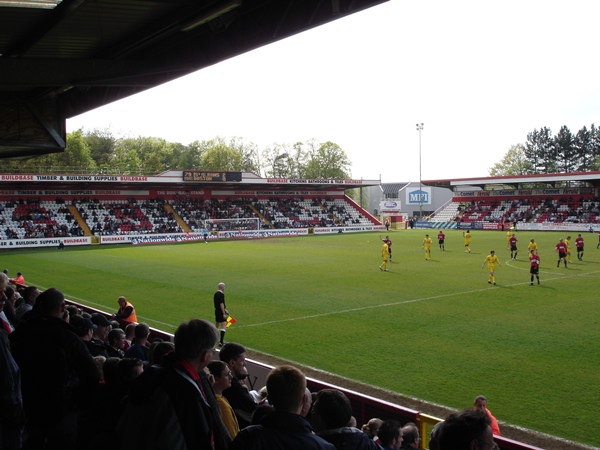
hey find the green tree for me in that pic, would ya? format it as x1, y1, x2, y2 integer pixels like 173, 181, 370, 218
200, 137, 243, 170
303, 141, 351, 179
554, 125, 576, 173
489, 144, 532, 176
84, 128, 117, 167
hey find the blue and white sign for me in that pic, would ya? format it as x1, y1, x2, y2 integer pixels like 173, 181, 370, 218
407, 187, 431, 205
379, 200, 402, 213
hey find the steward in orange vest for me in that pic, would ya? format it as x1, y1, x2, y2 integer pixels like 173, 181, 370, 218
114, 296, 138, 323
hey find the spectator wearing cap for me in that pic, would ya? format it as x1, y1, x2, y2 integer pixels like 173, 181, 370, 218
91, 313, 111, 344
72, 316, 109, 358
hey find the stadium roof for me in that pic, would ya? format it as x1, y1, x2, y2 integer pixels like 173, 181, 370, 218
0, 0, 387, 159
423, 171, 600, 190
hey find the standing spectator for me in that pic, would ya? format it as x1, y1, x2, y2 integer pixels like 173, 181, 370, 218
208, 360, 240, 439
437, 230, 446, 251
481, 250, 501, 285
473, 395, 501, 436
529, 250, 541, 286
422, 234, 432, 260
438, 409, 494, 450
220, 342, 258, 427
311, 388, 381, 450
384, 218, 390, 231
117, 319, 231, 450
575, 233, 584, 261
0, 273, 24, 450
555, 238, 568, 268
214, 282, 229, 347
113, 296, 137, 323
10, 288, 99, 450
230, 365, 335, 450
378, 419, 403, 450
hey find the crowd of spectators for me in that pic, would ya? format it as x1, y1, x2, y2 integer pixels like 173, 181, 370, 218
0, 271, 505, 450
451, 196, 600, 225
0, 195, 373, 239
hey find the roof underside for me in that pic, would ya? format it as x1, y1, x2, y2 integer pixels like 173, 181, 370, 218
0, 0, 387, 158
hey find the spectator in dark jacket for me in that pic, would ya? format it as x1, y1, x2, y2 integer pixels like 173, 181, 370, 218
312, 388, 382, 450
10, 288, 100, 450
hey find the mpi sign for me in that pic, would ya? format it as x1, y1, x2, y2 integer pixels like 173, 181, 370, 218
407, 187, 431, 205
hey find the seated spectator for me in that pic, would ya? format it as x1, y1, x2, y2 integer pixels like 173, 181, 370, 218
311, 388, 382, 450
90, 313, 111, 344
251, 404, 275, 425
473, 395, 501, 436
112, 296, 138, 323
124, 322, 150, 362
208, 360, 240, 439
438, 409, 494, 450
71, 315, 109, 357
117, 319, 231, 450
230, 365, 335, 450
9, 272, 25, 287
219, 342, 258, 427
124, 322, 136, 350
362, 418, 383, 444
106, 328, 126, 358
148, 340, 174, 367
400, 422, 419, 450
379, 419, 403, 450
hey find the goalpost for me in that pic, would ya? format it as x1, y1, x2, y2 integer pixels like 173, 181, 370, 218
204, 217, 261, 232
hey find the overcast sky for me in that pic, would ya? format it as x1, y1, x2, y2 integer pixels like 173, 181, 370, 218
67, 0, 600, 183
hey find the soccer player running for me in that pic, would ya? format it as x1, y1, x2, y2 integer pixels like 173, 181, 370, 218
379, 241, 389, 272
422, 234, 432, 260
437, 230, 446, 251
565, 236, 573, 263
529, 250, 540, 285
575, 234, 584, 261
555, 238, 568, 268
509, 234, 518, 260
482, 250, 501, 285
463, 230, 472, 253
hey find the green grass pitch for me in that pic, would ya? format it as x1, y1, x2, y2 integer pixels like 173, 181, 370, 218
3, 229, 599, 446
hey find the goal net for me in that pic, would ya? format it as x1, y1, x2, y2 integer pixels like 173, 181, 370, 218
204, 217, 261, 232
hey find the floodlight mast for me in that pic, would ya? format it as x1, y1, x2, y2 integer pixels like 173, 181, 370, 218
416, 123, 424, 224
